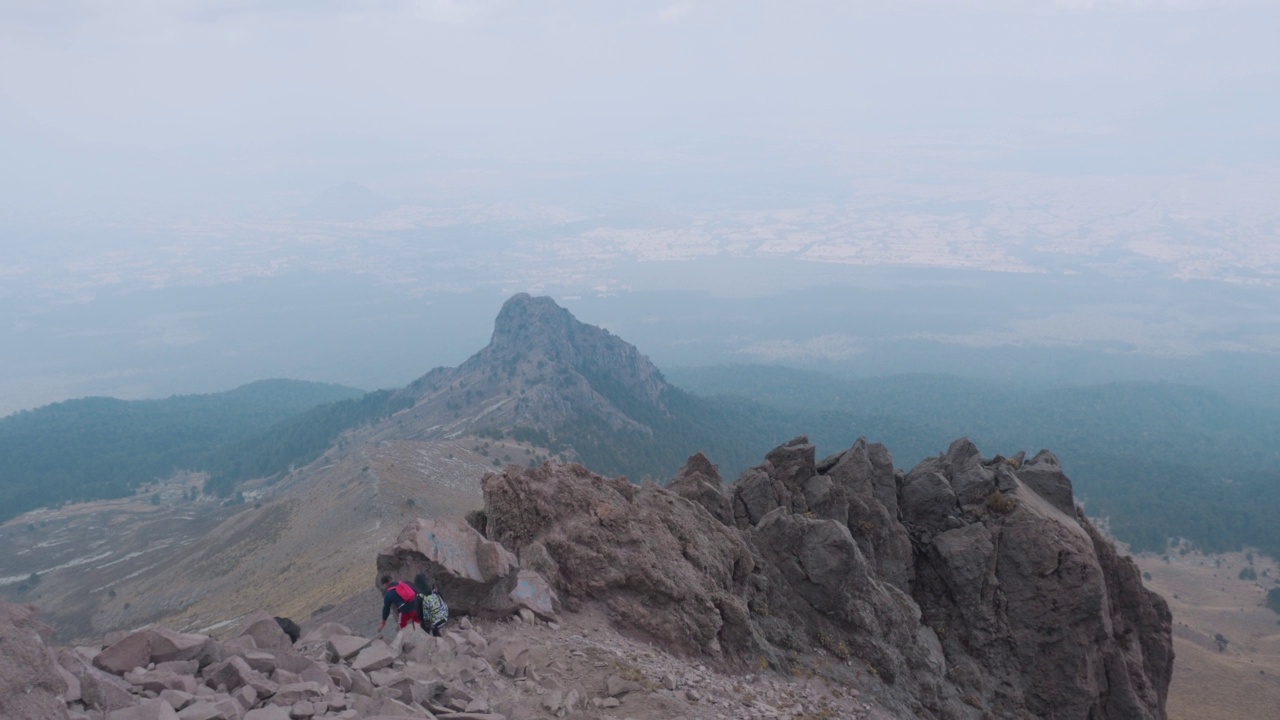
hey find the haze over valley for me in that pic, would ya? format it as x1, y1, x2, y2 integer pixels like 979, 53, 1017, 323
4, 1, 1280, 415
2, 3, 1278, 720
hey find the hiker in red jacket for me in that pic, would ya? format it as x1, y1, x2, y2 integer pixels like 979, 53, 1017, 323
377, 575, 420, 635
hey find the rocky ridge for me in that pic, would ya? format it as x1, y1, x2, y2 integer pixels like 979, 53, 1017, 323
386, 293, 668, 446
3, 434, 1174, 720
412, 435, 1173, 720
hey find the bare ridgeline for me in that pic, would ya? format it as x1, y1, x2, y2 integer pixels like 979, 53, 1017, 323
3, 434, 1172, 720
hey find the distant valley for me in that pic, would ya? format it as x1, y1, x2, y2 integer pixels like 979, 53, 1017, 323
5, 296, 1280, 589
666, 364, 1280, 559
3, 293, 1279, 720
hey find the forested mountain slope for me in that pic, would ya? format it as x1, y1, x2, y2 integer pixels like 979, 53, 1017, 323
666, 364, 1280, 556
0, 379, 368, 520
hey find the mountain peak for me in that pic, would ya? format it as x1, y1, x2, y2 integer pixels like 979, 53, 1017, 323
392, 295, 670, 470
489, 293, 576, 353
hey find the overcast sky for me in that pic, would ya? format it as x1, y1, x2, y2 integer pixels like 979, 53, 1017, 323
1, 1, 1279, 411
3, 0, 1276, 220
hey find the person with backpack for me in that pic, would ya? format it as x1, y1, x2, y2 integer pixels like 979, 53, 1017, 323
377, 575, 421, 636
413, 572, 449, 637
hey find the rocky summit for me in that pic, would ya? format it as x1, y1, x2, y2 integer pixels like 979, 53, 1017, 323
3, 437, 1173, 720
377, 436, 1174, 719
387, 293, 667, 443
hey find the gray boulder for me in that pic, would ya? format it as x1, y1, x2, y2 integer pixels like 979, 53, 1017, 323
0, 602, 71, 720
93, 630, 153, 676
56, 647, 137, 713
376, 516, 560, 620
231, 611, 295, 656
668, 452, 734, 526
482, 461, 756, 659
1016, 449, 1076, 515
202, 656, 278, 699
106, 698, 180, 719
94, 628, 220, 677
729, 466, 787, 528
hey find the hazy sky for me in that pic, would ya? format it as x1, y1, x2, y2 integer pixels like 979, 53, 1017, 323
3, 0, 1276, 218
2, 1, 1278, 413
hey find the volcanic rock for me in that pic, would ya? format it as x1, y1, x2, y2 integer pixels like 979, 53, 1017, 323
481, 460, 755, 658
0, 602, 70, 720
233, 611, 297, 656
376, 516, 559, 621
669, 451, 734, 525
106, 699, 180, 719
475, 437, 1174, 719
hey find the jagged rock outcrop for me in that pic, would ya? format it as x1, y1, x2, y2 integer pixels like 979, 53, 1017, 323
1, 437, 1173, 720
480, 461, 756, 659
376, 516, 561, 622
903, 438, 1174, 718
668, 452, 734, 526
474, 436, 1174, 720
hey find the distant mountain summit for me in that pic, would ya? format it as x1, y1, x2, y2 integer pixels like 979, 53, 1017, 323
382, 293, 784, 480
393, 293, 667, 445
415, 293, 664, 427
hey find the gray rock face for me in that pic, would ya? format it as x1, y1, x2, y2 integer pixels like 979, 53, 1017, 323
898, 439, 1174, 720
822, 438, 913, 592
477, 438, 1175, 720
1016, 448, 1076, 515
730, 466, 787, 527
482, 460, 755, 659
0, 602, 69, 720
393, 292, 670, 449
375, 516, 560, 621
668, 452, 734, 525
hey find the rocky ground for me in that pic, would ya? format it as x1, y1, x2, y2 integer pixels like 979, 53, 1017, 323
1, 599, 899, 720
2, 433, 1177, 720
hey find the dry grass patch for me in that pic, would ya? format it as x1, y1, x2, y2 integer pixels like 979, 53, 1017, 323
1134, 549, 1280, 720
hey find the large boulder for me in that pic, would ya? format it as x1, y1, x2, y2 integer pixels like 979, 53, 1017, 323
482, 461, 755, 659
0, 602, 70, 720
376, 516, 559, 620
202, 655, 278, 698
1015, 449, 1076, 515
55, 647, 138, 714
93, 630, 153, 676
94, 628, 221, 676
231, 611, 295, 656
